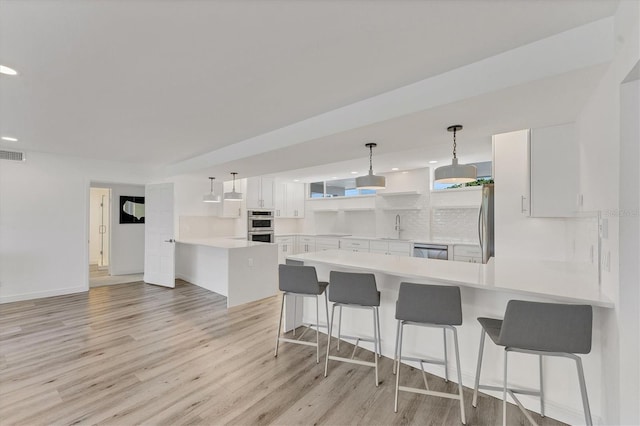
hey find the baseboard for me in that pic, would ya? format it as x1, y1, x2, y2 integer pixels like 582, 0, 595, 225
110, 269, 143, 276
0, 286, 87, 304
175, 272, 194, 283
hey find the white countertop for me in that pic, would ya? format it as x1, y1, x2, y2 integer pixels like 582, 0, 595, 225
177, 237, 273, 249
287, 250, 613, 308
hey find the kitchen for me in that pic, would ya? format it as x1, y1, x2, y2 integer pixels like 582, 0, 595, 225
0, 1, 637, 425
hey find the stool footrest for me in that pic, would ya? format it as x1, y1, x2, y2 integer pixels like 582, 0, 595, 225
328, 355, 375, 368
508, 390, 539, 426
477, 384, 540, 397
338, 334, 376, 343
400, 355, 445, 366
279, 337, 317, 347
398, 385, 462, 401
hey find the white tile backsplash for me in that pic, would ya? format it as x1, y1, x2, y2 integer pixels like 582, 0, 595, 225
430, 207, 480, 243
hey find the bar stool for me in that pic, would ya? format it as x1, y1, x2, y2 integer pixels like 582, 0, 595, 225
274, 264, 329, 364
393, 282, 466, 424
472, 300, 593, 426
324, 271, 381, 386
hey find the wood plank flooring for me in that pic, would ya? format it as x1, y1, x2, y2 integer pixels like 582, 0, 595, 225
0, 281, 566, 425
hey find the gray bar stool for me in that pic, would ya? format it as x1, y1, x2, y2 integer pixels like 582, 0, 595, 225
274, 264, 329, 364
324, 271, 381, 386
472, 300, 593, 426
393, 282, 466, 424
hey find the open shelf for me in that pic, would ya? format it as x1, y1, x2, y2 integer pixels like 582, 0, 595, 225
381, 207, 422, 211
431, 205, 480, 209
377, 190, 422, 197
313, 209, 339, 213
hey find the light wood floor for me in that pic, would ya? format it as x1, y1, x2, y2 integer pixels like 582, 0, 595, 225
0, 281, 565, 425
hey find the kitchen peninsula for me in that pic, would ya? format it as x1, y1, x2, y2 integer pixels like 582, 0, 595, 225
175, 238, 277, 308
287, 249, 612, 425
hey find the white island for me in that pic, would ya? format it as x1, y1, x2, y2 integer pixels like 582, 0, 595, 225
287, 249, 612, 425
176, 238, 278, 308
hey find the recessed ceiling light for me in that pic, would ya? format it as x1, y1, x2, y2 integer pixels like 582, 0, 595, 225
332, 177, 338, 179
391, 167, 399, 171
402, 171, 409, 174
429, 160, 438, 164
1, 136, 18, 142
293, 179, 300, 182
0, 65, 18, 76
351, 171, 358, 174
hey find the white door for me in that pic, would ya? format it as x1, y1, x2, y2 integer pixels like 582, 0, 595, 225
144, 183, 175, 288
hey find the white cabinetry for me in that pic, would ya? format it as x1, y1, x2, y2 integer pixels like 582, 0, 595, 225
274, 181, 305, 218
493, 124, 580, 218
453, 244, 482, 263
297, 236, 316, 253
493, 129, 531, 217
530, 123, 579, 217
370, 240, 412, 256
315, 237, 340, 251
221, 180, 243, 218
275, 236, 295, 264
246, 177, 274, 210
339, 238, 370, 252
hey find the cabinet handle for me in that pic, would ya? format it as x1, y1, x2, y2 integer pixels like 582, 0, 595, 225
521, 195, 528, 213
238, 208, 241, 217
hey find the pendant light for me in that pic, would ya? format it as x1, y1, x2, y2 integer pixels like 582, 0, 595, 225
355, 143, 386, 189
202, 177, 221, 203
434, 125, 477, 184
224, 172, 243, 201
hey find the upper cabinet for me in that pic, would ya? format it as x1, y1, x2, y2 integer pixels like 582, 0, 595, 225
274, 181, 305, 218
220, 179, 244, 218
493, 123, 580, 218
493, 129, 531, 216
246, 177, 274, 210
530, 123, 580, 217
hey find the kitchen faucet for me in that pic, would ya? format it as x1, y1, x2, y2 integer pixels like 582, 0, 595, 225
395, 214, 401, 239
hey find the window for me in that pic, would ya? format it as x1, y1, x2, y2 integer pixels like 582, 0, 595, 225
309, 178, 377, 198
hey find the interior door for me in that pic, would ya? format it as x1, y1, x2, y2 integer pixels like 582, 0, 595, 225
144, 183, 175, 288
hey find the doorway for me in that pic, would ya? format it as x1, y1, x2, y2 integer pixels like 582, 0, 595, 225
89, 187, 111, 283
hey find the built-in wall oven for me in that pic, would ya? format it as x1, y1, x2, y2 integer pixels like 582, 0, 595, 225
247, 210, 274, 243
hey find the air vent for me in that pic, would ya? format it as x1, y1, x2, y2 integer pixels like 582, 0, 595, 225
0, 150, 25, 162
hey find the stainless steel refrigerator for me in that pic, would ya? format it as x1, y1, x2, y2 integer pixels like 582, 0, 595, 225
478, 184, 495, 263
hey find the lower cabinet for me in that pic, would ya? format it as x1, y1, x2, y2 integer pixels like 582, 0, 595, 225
297, 236, 316, 254
452, 244, 482, 263
369, 240, 412, 256
339, 239, 370, 253
315, 237, 340, 251
275, 236, 295, 264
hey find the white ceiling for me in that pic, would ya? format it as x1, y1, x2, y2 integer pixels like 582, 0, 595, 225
0, 0, 618, 181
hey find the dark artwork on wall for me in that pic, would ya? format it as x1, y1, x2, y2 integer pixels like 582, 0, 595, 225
119, 196, 145, 224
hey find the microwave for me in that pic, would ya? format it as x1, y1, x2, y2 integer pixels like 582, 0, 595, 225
248, 210, 274, 232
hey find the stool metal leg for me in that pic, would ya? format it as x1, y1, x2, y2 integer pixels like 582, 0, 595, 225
575, 356, 593, 426
502, 349, 508, 426
324, 303, 336, 377
315, 295, 320, 364
472, 329, 486, 407
337, 305, 342, 352
376, 307, 382, 358
274, 293, 285, 357
539, 355, 545, 417
452, 327, 466, 424
394, 321, 404, 412
393, 319, 401, 375
443, 328, 449, 382
372, 307, 379, 387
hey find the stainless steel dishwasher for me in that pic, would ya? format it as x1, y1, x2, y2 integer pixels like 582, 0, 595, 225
413, 243, 449, 260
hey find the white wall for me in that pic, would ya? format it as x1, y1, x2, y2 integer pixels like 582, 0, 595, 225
573, 1, 640, 424
0, 151, 153, 303
92, 182, 146, 275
